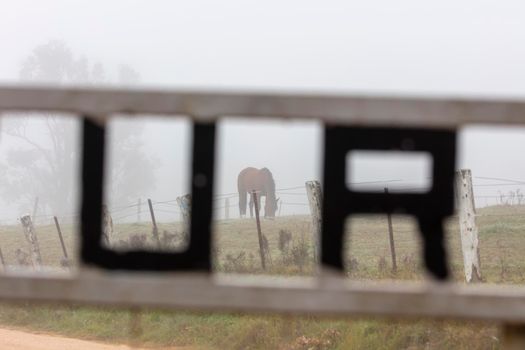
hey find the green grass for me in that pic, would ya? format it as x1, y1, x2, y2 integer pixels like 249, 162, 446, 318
1, 205, 524, 348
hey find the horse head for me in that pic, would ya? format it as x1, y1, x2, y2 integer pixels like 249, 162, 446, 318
264, 195, 279, 218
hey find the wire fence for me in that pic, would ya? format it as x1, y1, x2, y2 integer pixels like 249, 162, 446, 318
3, 173, 525, 278
2, 173, 525, 227
103, 175, 525, 222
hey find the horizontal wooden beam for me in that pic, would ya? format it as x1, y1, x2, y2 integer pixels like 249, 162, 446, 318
1, 86, 525, 128
1, 269, 525, 322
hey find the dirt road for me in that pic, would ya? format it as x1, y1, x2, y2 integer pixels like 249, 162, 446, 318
0, 328, 177, 350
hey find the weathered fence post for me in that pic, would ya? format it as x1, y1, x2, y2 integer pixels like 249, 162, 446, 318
176, 194, 191, 241
384, 188, 397, 272
225, 197, 230, 220
455, 169, 482, 282
53, 216, 69, 262
147, 199, 161, 247
102, 204, 113, 246
252, 190, 267, 270
305, 181, 322, 262
20, 214, 42, 269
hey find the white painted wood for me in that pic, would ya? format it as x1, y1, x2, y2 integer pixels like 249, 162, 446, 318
2, 86, 525, 127
455, 169, 482, 282
19, 215, 42, 270
305, 181, 322, 261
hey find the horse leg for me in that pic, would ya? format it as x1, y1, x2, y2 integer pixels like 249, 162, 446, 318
239, 190, 247, 218
249, 194, 254, 218
258, 195, 263, 218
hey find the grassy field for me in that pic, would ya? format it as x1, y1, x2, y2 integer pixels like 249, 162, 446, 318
1, 205, 524, 349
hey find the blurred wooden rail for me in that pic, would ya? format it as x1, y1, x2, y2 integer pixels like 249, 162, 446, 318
1, 86, 525, 127
2, 269, 525, 323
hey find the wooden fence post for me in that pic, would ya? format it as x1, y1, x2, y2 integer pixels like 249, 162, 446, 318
102, 204, 113, 246
252, 190, 267, 270
384, 188, 398, 272
305, 181, 322, 262
225, 197, 230, 220
20, 214, 42, 269
53, 216, 69, 260
147, 199, 161, 247
455, 169, 482, 282
176, 194, 191, 241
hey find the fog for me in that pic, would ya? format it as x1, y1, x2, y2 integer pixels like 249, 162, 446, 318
1, 1, 525, 223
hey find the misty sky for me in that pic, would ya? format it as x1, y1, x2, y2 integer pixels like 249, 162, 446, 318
1, 1, 525, 221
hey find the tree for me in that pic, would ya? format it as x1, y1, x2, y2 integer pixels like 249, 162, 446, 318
0, 40, 156, 216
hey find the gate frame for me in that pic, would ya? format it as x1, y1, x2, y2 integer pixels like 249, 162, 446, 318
1, 86, 525, 347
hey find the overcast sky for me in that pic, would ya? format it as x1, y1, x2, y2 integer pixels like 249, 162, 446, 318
1, 1, 525, 221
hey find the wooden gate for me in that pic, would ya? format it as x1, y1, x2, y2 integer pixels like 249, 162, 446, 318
1, 86, 525, 347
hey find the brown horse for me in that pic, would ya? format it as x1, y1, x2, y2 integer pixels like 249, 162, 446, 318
237, 167, 279, 218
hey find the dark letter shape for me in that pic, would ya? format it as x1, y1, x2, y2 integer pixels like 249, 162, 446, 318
81, 118, 215, 271
321, 126, 456, 280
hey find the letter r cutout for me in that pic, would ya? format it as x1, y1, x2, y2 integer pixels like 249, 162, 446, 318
321, 126, 456, 280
